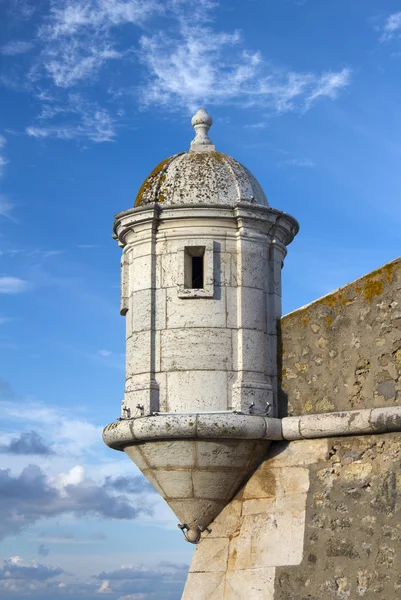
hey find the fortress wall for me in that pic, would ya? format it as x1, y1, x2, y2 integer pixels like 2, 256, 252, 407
182, 257, 401, 599
183, 434, 401, 599
280, 257, 401, 417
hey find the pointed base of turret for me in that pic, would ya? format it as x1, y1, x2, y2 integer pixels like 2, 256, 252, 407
124, 438, 270, 540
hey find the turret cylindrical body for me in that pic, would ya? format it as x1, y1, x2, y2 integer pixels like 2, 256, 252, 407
105, 110, 298, 542
116, 202, 296, 419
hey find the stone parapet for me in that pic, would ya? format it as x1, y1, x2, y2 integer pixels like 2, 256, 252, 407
103, 413, 283, 450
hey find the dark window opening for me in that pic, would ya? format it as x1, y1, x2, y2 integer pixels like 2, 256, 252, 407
191, 256, 204, 289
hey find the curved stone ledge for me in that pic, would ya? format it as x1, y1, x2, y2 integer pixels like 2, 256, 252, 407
282, 406, 401, 440
102, 413, 283, 450
103, 406, 401, 450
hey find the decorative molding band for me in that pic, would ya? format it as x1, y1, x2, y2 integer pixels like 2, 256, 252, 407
103, 406, 401, 451
103, 413, 283, 450
281, 406, 401, 440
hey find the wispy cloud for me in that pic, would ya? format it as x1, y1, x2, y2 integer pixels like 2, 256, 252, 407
35, 0, 163, 88
303, 68, 351, 110
26, 93, 117, 142
0, 195, 14, 220
0, 277, 28, 294
3, 0, 36, 20
244, 121, 270, 129
380, 11, 401, 42
278, 157, 316, 168
139, 24, 351, 112
0, 134, 8, 177
15, 0, 352, 142
0, 40, 34, 55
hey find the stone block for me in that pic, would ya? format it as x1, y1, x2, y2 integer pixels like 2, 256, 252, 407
224, 567, 275, 600
215, 251, 232, 286
226, 287, 238, 329
131, 254, 154, 292
267, 439, 328, 467
237, 287, 267, 330
237, 252, 267, 290
155, 288, 166, 329
192, 470, 242, 501
166, 371, 228, 412
182, 572, 225, 600
206, 499, 242, 539
235, 329, 267, 374
299, 410, 372, 438
196, 439, 261, 468
123, 444, 149, 470
273, 466, 310, 498
241, 497, 276, 516
242, 466, 277, 500
161, 328, 232, 371
197, 414, 267, 439
168, 498, 225, 531
160, 252, 178, 288
140, 468, 165, 496
153, 470, 193, 499
281, 417, 301, 440
228, 509, 306, 569
126, 330, 152, 375
190, 538, 229, 573
130, 289, 152, 333
133, 414, 195, 440
166, 288, 227, 329
138, 440, 196, 468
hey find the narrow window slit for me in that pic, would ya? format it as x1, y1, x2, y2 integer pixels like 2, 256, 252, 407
191, 256, 204, 289
184, 246, 206, 290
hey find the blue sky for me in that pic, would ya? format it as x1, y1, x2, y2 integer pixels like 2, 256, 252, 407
0, 0, 400, 597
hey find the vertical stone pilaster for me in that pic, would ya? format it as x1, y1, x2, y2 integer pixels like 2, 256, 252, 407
231, 207, 274, 414
266, 240, 286, 416
122, 207, 160, 417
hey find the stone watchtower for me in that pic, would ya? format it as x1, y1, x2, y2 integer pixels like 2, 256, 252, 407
103, 110, 298, 543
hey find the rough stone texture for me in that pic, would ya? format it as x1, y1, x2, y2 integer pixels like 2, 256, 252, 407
114, 203, 297, 417
280, 257, 401, 417
124, 438, 270, 535
183, 434, 401, 600
182, 438, 327, 599
274, 433, 401, 600
134, 152, 268, 208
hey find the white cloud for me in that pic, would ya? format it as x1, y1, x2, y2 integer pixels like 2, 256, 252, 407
0, 40, 34, 55
138, 24, 351, 113
27, 94, 117, 142
279, 157, 316, 168
0, 277, 28, 294
381, 12, 401, 42
35, 0, 163, 89
98, 349, 112, 357
41, 40, 122, 88
17, 0, 351, 142
0, 135, 8, 178
304, 68, 351, 109
0, 195, 14, 219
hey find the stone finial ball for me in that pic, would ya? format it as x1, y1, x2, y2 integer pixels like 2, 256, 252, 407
191, 108, 212, 128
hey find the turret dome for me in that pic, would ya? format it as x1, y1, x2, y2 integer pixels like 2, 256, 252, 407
134, 109, 268, 208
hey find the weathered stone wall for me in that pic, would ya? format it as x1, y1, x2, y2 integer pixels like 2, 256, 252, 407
274, 433, 401, 599
183, 434, 401, 599
183, 257, 401, 599
280, 257, 401, 417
